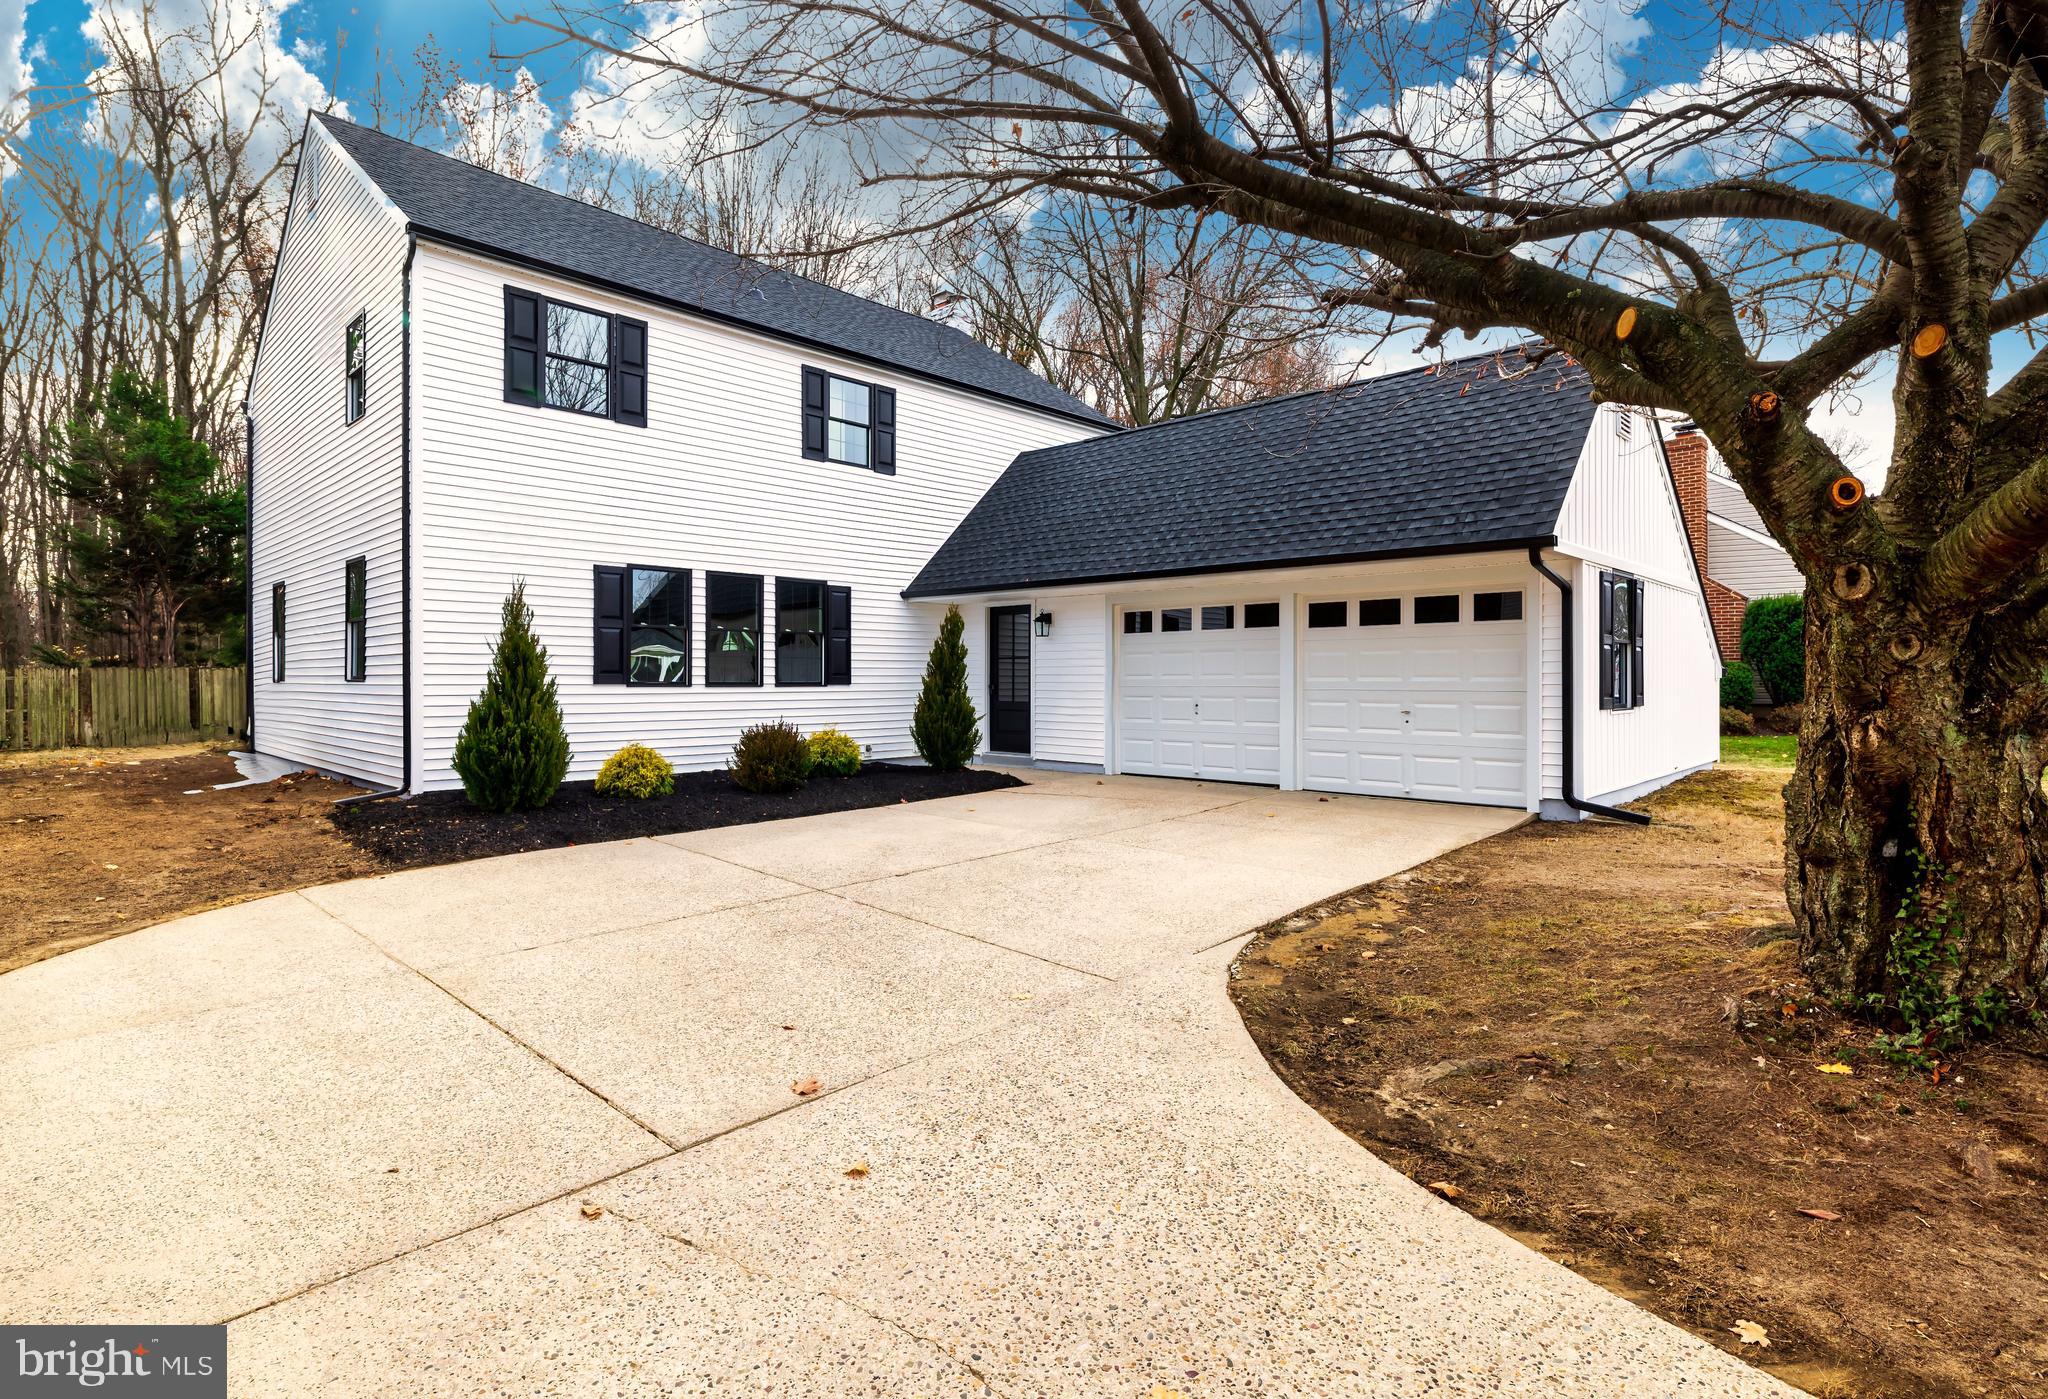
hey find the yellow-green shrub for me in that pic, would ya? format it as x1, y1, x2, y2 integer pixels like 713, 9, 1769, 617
594, 742, 675, 799
806, 726, 862, 777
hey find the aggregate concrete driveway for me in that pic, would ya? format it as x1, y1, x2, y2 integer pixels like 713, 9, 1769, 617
0, 770, 1793, 1397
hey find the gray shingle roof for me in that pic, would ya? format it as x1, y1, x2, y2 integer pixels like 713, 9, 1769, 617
905, 348, 1598, 597
314, 116, 1107, 425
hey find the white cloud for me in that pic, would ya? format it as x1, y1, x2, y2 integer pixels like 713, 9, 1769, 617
0, 0, 34, 179
439, 65, 557, 180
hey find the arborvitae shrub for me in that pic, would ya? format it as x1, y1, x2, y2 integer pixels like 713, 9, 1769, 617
452, 581, 571, 811
911, 605, 979, 771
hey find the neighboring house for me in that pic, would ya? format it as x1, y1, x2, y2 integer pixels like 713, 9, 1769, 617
247, 116, 1721, 820
1663, 423, 1805, 663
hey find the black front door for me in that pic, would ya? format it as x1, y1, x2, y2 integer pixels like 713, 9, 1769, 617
988, 605, 1032, 754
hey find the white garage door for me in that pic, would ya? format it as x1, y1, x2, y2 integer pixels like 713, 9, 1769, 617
1300, 590, 1528, 806
1117, 603, 1281, 783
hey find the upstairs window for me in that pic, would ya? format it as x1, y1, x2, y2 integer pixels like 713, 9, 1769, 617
343, 558, 366, 682
802, 367, 897, 473
1600, 572, 1646, 710
344, 313, 367, 425
503, 287, 647, 427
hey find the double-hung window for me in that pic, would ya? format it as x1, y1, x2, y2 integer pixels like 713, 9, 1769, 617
503, 287, 648, 426
707, 573, 764, 686
592, 566, 691, 684
343, 558, 366, 682
801, 367, 897, 473
344, 313, 367, 424
775, 578, 827, 686
1600, 571, 1647, 709
271, 582, 286, 683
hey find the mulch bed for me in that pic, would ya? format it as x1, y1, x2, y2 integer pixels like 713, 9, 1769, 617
332, 763, 1023, 868
1230, 764, 2048, 1399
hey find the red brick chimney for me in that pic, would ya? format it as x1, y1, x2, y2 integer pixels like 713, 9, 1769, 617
1665, 421, 1710, 584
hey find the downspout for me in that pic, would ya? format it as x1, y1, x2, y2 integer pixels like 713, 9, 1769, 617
1528, 546, 1651, 825
400, 232, 417, 796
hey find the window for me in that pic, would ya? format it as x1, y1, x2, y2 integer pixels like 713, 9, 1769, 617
1161, 607, 1193, 632
503, 287, 648, 427
1244, 603, 1280, 628
1201, 605, 1234, 630
1474, 590, 1523, 622
344, 313, 367, 425
1415, 594, 1460, 624
706, 573, 763, 686
1359, 598, 1401, 626
629, 568, 691, 685
271, 582, 286, 682
343, 558, 366, 682
776, 578, 827, 686
1122, 610, 1154, 634
1307, 601, 1348, 628
1600, 571, 1646, 710
801, 367, 897, 473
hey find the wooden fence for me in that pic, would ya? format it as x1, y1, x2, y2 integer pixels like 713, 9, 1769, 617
0, 667, 247, 751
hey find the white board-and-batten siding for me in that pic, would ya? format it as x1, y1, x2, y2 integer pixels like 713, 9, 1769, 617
406, 244, 1104, 790
1552, 406, 1722, 805
247, 124, 409, 787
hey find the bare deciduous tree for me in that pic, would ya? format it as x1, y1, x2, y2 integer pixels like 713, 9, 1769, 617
514, 0, 2048, 1002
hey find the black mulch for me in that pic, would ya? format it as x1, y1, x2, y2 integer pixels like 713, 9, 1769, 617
331, 763, 1024, 869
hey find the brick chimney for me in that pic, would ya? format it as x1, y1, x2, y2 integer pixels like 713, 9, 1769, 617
1665, 421, 1710, 584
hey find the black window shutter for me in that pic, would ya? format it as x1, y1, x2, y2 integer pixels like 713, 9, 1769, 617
593, 565, 628, 683
505, 288, 541, 404
613, 316, 648, 427
825, 585, 852, 685
801, 367, 828, 460
871, 386, 897, 474
1629, 577, 1646, 708
1597, 572, 1617, 711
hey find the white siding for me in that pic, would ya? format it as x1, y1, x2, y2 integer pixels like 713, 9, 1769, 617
408, 245, 1102, 789
246, 125, 410, 786
1538, 575, 1563, 801
1553, 405, 1721, 804
1706, 474, 1805, 598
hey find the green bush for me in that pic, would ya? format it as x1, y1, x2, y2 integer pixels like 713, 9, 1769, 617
452, 581, 571, 811
1720, 705, 1756, 735
1741, 595, 1805, 703
912, 605, 980, 771
595, 742, 675, 799
1719, 660, 1756, 711
806, 726, 862, 777
731, 719, 811, 793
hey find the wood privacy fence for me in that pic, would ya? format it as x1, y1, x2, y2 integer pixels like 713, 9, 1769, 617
1, 667, 247, 751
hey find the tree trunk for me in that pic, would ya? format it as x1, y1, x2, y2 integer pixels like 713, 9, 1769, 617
1786, 588, 2048, 1002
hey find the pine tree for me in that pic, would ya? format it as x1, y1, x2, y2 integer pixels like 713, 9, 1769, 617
452, 581, 571, 811
911, 604, 980, 771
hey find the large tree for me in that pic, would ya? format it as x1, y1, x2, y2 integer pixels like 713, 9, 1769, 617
516, 0, 2048, 1003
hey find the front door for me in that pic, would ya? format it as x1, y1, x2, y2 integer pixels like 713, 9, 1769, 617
988, 605, 1032, 754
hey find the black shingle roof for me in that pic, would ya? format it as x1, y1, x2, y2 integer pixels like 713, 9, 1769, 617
314, 116, 1107, 425
905, 348, 1598, 597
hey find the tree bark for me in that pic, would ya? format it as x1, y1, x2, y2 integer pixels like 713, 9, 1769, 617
1786, 587, 2048, 1001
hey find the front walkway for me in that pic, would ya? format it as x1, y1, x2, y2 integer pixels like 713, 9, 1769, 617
0, 771, 1789, 1395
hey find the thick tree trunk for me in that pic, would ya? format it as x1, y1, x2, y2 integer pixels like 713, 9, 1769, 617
1785, 589, 2048, 1002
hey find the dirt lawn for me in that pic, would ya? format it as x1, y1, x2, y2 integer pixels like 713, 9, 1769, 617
1, 746, 374, 974
1232, 755, 2048, 1399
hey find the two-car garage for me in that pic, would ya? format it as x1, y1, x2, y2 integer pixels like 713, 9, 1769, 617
1115, 588, 1529, 807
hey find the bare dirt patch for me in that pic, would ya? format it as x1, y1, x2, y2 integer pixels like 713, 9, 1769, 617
0, 746, 375, 973
1231, 764, 2048, 1399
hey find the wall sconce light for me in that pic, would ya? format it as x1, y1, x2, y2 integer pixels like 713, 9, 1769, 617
1034, 610, 1053, 638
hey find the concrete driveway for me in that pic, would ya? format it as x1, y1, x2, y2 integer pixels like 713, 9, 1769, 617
0, 770, 1790, 1396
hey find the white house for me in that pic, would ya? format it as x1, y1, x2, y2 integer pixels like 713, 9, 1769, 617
1662, 422, 1805, 666
247, 115, 1722, 820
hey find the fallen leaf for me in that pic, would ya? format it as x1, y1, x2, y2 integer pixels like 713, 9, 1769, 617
1752, 1056, 1768, 1068
1341, 1017, 1358, 1025
1817, 1063, 1854, 1075
843, 1163, 870, 1180
1425, 1180, 1463, 1200
792, 1076, 822, 1097
103, 863, 118, 870
580, 1202, 604, 1220
1797, 1208, 1842, 1222
1729, 1319, 1770, 1347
